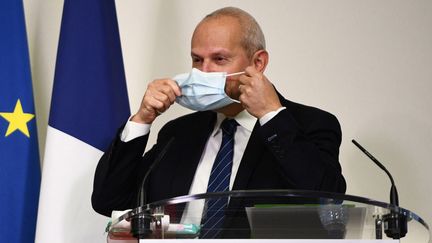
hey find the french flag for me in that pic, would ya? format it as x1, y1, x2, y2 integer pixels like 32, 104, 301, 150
35, 0, 130, 242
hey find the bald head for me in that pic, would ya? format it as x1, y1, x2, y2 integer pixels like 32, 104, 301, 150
196, 7, 266, 59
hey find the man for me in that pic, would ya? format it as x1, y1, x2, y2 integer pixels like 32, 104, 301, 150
92, 6, 346, 238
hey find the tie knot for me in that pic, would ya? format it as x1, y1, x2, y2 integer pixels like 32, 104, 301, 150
220, 119, 238, 136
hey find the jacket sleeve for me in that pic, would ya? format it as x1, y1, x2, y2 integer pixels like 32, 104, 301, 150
258, 108, 346, 193
91, 128, 151, 217
91, 119, 178, 217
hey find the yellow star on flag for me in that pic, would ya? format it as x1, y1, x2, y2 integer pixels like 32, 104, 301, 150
0, 99, 35, 137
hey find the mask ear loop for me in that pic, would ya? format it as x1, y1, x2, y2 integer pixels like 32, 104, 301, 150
225, 71, 245, 77
223, 71, 245, 103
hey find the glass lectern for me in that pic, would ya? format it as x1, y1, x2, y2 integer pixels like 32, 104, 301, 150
106, 190, 430, 242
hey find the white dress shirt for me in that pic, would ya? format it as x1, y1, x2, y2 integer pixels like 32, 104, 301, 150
120, 107, 286, 226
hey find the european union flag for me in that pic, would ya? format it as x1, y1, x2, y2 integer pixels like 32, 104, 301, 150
0, 1, 41, 243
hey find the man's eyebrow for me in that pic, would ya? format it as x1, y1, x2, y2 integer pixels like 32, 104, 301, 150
190, 52, 202, 59
191, 48, 231, 57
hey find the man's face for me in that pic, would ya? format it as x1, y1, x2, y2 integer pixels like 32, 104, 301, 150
191, 16, 251, 100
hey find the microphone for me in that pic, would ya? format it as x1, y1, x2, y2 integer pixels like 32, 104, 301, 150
351, 139, 407, 239
131, 137, 175, 239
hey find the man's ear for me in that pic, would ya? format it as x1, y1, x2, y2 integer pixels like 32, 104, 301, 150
252, 50, 269, 72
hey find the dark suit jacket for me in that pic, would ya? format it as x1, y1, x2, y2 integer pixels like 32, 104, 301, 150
92, 95, 346, 237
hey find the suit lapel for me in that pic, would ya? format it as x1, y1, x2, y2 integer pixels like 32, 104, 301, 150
232, 121, 265, 190
232, 91, 286, 190
223, 121, 265, 234
169, 112, 217, 197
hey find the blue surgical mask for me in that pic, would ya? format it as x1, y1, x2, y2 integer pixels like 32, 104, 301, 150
173, 68, 242, 111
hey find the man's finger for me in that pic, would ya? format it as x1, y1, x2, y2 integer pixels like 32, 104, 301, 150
165, 79, 182, 97
238, 73, 251, 85
158, 85, 177, 103
244, 65, 259, 76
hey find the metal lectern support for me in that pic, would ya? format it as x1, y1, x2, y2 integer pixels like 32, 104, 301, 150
375, 215, 383, 239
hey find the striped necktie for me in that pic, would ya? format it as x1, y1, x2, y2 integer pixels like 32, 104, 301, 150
200, 118, 238, 238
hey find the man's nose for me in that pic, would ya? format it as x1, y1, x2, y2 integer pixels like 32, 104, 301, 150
200, 60, 215, 72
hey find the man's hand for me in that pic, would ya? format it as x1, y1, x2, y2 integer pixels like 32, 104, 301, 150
238, 66, 282, 118
131, 79, 181, 124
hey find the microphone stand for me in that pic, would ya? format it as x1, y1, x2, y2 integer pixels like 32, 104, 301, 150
131, 137, 175, 239
352, 139, 407, 239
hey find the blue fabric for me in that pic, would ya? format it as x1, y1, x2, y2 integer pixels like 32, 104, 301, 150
0, 1, 41, 242
174, 68, 236, 111
49, 0, 130, 151
200, 119, 238, 238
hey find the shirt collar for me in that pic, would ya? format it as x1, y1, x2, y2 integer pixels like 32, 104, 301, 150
211, 110, 256, 137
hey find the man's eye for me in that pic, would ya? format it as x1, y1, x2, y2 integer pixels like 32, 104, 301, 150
215, 57, 227, 63
192, 57, 202, 63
